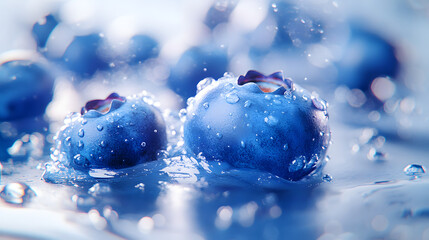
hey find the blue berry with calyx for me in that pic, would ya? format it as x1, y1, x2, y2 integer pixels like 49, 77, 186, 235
184, 70, 330, 181
53, 93, 167, 170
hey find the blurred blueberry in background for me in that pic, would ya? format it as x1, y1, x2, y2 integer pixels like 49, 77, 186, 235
32, 14, 59, 51
204, 0, 238, 30
0, 60, 54, 121
126, 35, 159, 65
61, 34, 111, 79
335, 24, 400, 108
167, 45, 229, 100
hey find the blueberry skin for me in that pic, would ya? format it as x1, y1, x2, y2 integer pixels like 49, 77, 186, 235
0, 60, 54, 121
184, 73, 330, 181
62, 34, 110, 78
55, 93, 167, 170
336, 26, 399, 93
127, 35, 159, 65
32, 14, 59, 49
167, 45, 228, 100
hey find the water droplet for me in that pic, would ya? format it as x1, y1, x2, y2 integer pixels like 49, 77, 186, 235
289, 156, 305, 172
197, 77, 214, 93
141, 142, 147, 148
240, 141, 245, 148
273, 99, 282, 105
78, 129, 85, 137
179, 109, 187, 122
244, 100, 252, 108
203, 102, 210, 109
367, 148, 387, 162
225, 92, 240, 104
284, 90, 292, 99
207, 125, 211, 130
404, 164, 426, 178
264, 115, 278, 126
65, 136, 71, 146
73, 154, 86, 166
264, 95, 272, 101
78, 140, 84, 149
322, 174, 333, 182
100, 141, 106, 147
187, 97, 195, 106
312, 97, 327, 111
216, 133, 223, 139
88, 183, 111, 196
0, 182, 35, 205
97, 125, 104, 131
80, 118, 88, 125
283, 144, 288, 151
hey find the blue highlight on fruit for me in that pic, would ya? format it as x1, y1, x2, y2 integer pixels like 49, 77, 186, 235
183, 70, 330, 181
52, 93, 167, 170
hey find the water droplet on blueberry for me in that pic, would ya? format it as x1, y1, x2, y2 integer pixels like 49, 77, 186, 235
78, 129, 85, 137
264, 115, 278, 126
225, 92, 240, 104
97, 125, 104, 131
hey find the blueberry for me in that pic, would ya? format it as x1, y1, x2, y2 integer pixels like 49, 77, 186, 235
62, 34, 111, 78
184, 70, 330, 181
127, 35, 159, 65
0, 60, 54, 121
167, 45, 229, 100
203, 0, 237, 29
250, 1, 324, 58
32, 14, 59, 50
335, 25, 400, 106
54, 93, 167, 170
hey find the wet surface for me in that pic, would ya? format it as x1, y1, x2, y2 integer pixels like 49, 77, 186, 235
1, 0, 429, 239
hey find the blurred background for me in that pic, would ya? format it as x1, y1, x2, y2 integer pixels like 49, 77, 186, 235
1, 0, 429, 239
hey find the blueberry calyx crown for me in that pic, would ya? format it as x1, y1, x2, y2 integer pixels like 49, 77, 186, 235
81, 92, 126, 116
237, 70, 294, 93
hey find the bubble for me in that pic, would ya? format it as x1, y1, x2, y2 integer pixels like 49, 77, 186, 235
404, 164, 426, 178
264, 115, 278, 126
141, 142, 147, 148
240, 141, 246, 148
100, 141, 106, 147
0, 182, 36, 205
78, 128, 85, 137
216, 133, 223, 139
225, 92, 240, 104
97, 125, 104, 131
